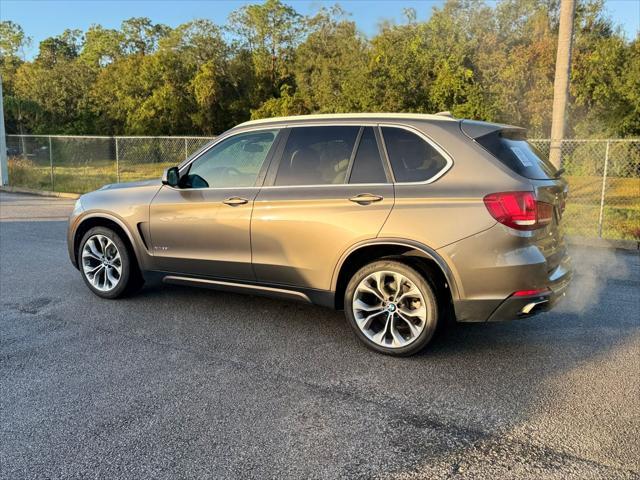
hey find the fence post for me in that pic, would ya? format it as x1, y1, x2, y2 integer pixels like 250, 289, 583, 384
115, 137, 120, 183
49, 136, 54, 191
0, 76, 8, 186
597, 140, 610, 238
184, 137, 188, 161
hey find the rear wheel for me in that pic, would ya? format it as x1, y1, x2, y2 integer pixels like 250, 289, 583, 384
344, 260, 438, 356
79, 226, 143, 299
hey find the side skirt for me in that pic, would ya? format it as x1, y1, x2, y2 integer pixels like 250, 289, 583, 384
160, 274, 335, 309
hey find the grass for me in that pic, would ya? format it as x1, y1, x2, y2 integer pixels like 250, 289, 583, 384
7, 158, 639, 241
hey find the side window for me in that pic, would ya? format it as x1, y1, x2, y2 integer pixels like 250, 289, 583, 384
348, 127, 387, 184
381, 127, 448, 183
274, 126, 359, 186
185, 130, 278, 188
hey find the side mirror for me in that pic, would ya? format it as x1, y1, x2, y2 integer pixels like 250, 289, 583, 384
162, 167, 180, 187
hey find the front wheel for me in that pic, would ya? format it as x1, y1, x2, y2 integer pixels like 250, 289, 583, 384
79, 226, 142, 299
344, 260, 438, 356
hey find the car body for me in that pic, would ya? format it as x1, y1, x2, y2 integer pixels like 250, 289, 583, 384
68, 113, 572, 355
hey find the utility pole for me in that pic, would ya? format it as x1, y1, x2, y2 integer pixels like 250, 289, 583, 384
0, 75, 8, 186
549, 0, 576, 169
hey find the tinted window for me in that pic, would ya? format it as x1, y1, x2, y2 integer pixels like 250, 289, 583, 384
186, 130, 278, 188
475, 131, 558, 180
275, 126, 359, 186
382, 127, 448, 183
349, 127, 387, 184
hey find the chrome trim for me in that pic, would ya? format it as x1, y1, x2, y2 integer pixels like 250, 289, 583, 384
162, 275, 312, 302
175, 121, 454, 190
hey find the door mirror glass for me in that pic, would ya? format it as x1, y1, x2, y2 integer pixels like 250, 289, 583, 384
162, 166, 180, 187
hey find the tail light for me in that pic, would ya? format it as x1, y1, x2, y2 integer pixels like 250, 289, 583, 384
483, 191, 553, 231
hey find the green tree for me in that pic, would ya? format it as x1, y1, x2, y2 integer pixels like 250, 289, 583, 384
1, 1, 637, 138
80, 25, 124, 68
228, 0, 303, 98
292, 6, 369, 113
121, 17, 170, 55
0, 21, 31, 132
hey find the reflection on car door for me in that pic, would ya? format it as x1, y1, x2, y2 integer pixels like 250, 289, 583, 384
251, 126, 395, 290
149, 129, 280, 280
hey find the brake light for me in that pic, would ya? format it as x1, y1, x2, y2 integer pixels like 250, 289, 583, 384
483, 191, 553, 231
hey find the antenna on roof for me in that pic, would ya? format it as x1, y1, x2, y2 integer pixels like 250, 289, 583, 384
435, 111, 455, 118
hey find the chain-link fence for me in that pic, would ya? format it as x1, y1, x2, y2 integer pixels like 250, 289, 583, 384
529, 139, 639, 241
5, 135, 214, 194
3, 135, 639, 241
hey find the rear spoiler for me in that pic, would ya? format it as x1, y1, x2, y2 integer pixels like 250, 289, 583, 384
460, 120, 526, 140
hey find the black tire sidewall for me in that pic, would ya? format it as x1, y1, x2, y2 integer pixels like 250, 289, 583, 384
344, 260, 439, 356
79, 227, 132, 299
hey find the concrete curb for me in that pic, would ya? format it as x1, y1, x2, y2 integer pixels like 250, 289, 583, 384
0, 185, 80, 199
566, 235, 639, 252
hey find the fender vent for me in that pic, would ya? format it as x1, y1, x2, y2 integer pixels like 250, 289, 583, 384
136, 222, 150, 251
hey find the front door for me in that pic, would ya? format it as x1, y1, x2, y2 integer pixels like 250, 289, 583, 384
251, 126, 395, 290
149, 129, 281, 280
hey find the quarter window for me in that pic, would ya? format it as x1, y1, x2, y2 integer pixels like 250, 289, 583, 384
274, 126, 359, 186
381, 127, 448, 183
348, 127, 387, 184
185, 130, 278, 188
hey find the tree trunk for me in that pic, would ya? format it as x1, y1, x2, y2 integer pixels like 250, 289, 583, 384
549, 0, 576, 169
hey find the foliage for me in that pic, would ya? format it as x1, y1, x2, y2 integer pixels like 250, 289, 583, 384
0, 0, 638, 137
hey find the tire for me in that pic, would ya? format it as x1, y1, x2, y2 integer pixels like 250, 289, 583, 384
78, 226, 143, 299
344, 259, 438, 356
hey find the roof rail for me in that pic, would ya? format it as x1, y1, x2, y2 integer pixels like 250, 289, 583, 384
435, 111, 455, 118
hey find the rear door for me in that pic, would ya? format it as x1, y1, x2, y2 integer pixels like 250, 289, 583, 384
251, 125, 394, 290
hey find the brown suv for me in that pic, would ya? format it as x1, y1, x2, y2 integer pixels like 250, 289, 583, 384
67, 113, 571, 355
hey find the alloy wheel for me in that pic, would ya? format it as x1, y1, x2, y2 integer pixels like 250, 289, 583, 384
352, 270, 429, 348
81, 234, 122, 292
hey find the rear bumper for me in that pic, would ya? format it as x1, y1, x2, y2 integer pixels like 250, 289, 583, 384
453, 255, 572, 322
485, 258, 572, 321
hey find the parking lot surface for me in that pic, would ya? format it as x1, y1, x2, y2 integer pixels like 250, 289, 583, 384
1, 191, 639, 479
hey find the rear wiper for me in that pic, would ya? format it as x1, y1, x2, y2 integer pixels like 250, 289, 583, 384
554, 167, 565, 178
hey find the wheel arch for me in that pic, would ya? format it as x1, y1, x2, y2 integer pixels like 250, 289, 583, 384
73, 213, 142, 272
331, 239, 460, 311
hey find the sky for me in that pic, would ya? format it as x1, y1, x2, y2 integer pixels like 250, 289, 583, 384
1, 0, 639, 59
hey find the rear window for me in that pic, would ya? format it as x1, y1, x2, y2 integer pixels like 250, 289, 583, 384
475, 131, 558, 180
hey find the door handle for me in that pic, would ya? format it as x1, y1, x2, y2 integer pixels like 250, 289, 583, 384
348, 193, 384, 205
223, 196, 249, 206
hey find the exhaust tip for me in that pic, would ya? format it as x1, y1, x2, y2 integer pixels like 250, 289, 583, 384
520, 299, 549, 316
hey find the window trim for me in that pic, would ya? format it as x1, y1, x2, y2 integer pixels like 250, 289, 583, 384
175, 121, 453, 190
174, 127, 284, 191
378, 123, 454, 185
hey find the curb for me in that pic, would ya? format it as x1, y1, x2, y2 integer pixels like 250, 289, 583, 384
566, 236, 639, 252
0, 186, 80, 199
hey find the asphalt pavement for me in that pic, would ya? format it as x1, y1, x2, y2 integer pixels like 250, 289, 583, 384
1, 191, 638, 479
